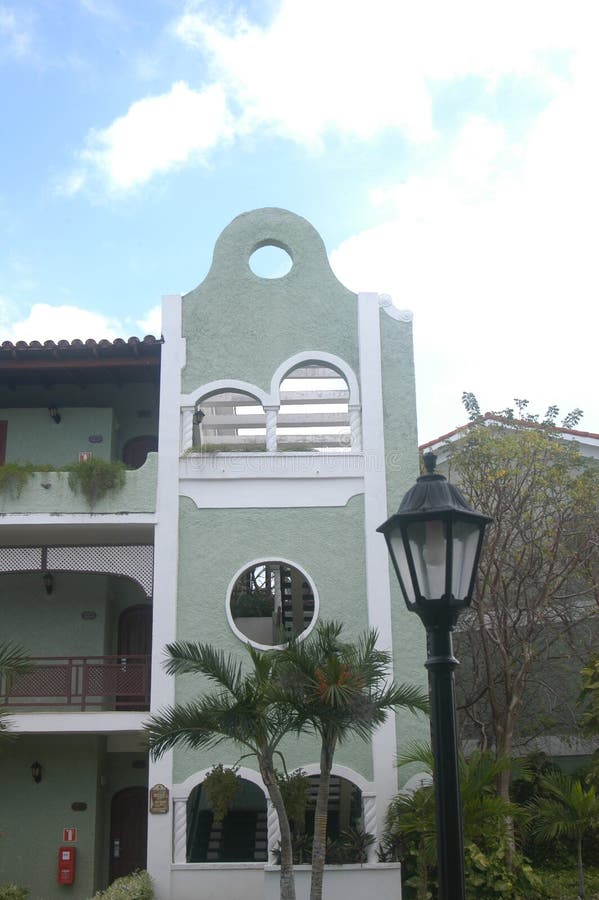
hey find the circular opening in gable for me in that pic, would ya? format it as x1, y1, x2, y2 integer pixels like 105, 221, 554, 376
249, 244, 293, 279
227, 560, 317, 649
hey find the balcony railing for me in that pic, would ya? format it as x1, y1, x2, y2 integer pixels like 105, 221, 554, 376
0, 655, 150, 711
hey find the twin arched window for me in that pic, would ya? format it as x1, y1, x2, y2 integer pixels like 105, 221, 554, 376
190, 361, 357, 453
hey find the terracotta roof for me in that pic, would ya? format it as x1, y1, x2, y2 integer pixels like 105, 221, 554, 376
420, 413, 599, 451
0, 335, 162, 388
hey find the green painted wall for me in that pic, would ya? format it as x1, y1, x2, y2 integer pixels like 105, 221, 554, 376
0, 381, 159, 463
0, 573, 150, 666
1, 407, 113, 465
0, 572, 109, 660
181, 208, 359, 396
379, 310, 431, 777
0, 735, 102, 900
172, 495, 373, 783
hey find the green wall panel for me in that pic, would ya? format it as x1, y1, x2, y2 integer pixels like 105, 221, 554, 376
172, 494, 374, 783
182, 208, 359, 396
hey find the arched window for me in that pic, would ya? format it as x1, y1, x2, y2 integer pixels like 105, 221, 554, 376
186, 777, 267, 862
194, 391, 266, 451
276, 363, 351, 452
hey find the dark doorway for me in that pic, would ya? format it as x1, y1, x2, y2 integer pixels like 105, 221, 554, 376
117, 604, 152, 710
109, 786, 148, 882
122, 436, 158, 470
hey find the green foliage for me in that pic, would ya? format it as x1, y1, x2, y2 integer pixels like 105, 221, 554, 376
579, 654, 599, 737
186, 442, 314, 453
325, 827, 375, 864
66, 457, 126, 506
276, 768, 310, 827
447, 399, 599, 762
0, 464, 36, 497
0, 643, 31, 741
461, 392, 584, 428
230, 589, 274, 618
0, 886, 29, 900
89, 870, 153, 899
536, 866, 599, 898
464, 841, 547, 899
0, 458, 127, 507
202, 764, 241, 823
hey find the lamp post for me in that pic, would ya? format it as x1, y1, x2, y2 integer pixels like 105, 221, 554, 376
377, 452, 491, 900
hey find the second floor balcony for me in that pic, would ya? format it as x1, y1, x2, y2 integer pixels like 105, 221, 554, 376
0, 654, 150, 712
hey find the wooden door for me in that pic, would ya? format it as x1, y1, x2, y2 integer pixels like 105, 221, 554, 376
109, 786, 147, 882
117, 604, 152, 709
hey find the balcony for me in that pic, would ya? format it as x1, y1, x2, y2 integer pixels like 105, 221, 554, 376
0, 654, 150, 711
0, 453, 158, 516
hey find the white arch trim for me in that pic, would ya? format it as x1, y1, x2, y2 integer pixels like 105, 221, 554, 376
298, 763, 373, 794
270, 351, 360, 407
181, 379, 272, 408
173, 765, 268, 801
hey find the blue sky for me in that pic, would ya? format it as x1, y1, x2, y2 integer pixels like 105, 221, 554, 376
1, 0, 596, 441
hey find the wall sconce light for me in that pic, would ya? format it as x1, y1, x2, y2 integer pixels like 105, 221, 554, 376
48, 406, 61, 425
42, 572, 54, 595
31, 761, 42, 783
194, 408, 205, 424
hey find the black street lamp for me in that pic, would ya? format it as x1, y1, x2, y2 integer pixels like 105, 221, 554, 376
377, 452, 491, 900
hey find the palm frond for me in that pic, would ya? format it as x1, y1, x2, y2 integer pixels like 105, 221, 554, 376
0, 642, 31, 680
164, 641, 243, 693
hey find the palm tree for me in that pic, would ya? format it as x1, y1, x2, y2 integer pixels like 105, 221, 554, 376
0, 642, 31, 740
145, 641, 300, 900
278, 622, 429, 900
531, 771, 599, 900
389, 742, 526, 897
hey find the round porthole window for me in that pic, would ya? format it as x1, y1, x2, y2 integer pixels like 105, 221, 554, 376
249, 244, 293, 279
227, 560, 317, 649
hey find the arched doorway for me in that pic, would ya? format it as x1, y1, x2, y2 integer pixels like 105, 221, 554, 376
122, 436, 158, 469
186, 778, 267, 862
109, 786, 148, 882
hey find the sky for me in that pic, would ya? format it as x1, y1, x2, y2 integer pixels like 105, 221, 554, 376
1, 0, 596, 442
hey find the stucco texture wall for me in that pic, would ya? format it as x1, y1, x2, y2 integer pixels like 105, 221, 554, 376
181, 208, 359, 396
172, 495, 373, 783
379, 309, 431, 774
0, 735, 102, 900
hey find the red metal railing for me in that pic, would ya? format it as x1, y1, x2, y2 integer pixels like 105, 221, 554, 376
0, 655, 150, 711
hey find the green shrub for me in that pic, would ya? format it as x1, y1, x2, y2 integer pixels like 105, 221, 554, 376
0, 886, 29, 900
90, 869, 152, 900
66, 458, 126, 506
0, 464, 36, 497
230, 589, 274, 618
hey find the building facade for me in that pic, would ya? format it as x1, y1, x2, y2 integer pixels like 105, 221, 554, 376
0, 208, 428, 899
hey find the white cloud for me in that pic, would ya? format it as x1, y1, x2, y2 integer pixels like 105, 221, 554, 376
0, 6, 33, 61
136, 305, 161, 337
75, 81, 232, 192
330, 57, 599, 441
64, 0, 597, 192
173, 0, 594, 146
4, 303, 125, 342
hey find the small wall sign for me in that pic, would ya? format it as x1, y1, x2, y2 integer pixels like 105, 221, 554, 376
81, 611, 96, 620
88, 434, 103, 443
63, 827, 78, 842
149, 783, 169, 814
78, 451, 92, 462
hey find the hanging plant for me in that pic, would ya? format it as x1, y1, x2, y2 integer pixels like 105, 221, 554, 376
66, 458, 126, 507
202, 765, 241, 823
276, 769, 310, 829
0, 463, 36, 498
